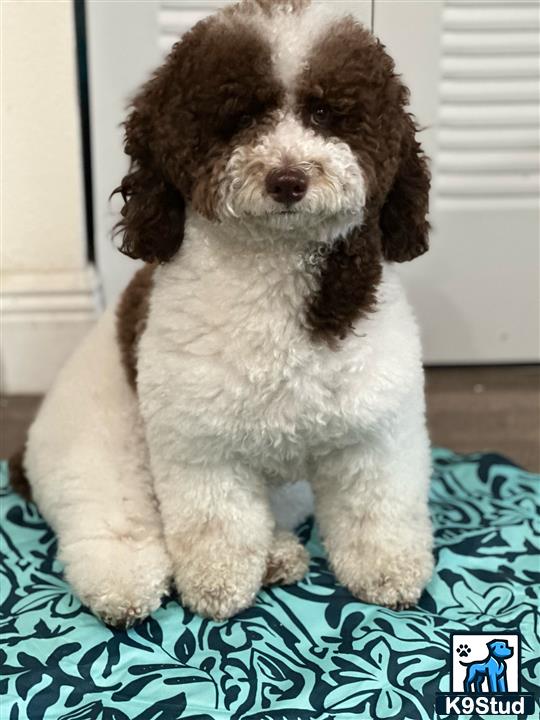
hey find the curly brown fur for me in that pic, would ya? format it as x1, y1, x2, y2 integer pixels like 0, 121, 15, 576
112, 14, 282, 263
380, 114, 431, 262
307, 223, 383, 343
113, 172, 185, 264
298, 18, 430, 227
296, 18, 430, 339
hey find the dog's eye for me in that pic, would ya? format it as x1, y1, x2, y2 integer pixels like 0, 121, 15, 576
237, 114, 253, 130
310, 102, 332, 127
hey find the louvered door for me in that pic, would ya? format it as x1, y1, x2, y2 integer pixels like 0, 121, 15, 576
376, 0, 540, 363
438, 2, 539, 207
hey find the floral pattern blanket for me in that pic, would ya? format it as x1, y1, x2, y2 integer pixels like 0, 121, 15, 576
1, 450, 538, 720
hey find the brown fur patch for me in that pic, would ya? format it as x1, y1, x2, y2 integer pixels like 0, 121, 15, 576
307, 224, 383, 343
112, 13, 283, 263
297, 18, 430, 342
116, 264, 156, 388
8, 447, 32, 501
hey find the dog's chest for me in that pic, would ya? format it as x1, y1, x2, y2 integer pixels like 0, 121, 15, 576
137, 232, 374, 467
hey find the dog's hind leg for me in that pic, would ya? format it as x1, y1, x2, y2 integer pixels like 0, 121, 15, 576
474, 678, 485, 693
264, 481, 312, 585
463, 669, 475, 694
24, 309, 172, 627
263, 530, 310, 586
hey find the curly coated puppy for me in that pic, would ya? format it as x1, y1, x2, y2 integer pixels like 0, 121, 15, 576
18, 0, 434, 625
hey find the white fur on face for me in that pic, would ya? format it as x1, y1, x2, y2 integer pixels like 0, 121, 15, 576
260, 2, 343, 93
216, 113, 366, 243
213, 3, 366, 244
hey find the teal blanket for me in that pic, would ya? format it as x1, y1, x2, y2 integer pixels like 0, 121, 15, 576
1, 450, 538, 719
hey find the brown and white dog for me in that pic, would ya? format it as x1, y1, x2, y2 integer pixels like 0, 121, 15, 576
18, 0, 434, 626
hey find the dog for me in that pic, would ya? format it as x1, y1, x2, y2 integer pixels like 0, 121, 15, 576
13, 0, 434, 626
462, 640, 514, 693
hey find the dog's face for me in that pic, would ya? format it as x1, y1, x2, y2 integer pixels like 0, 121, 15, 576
115, 0, 430, 340
201, 5, 375, 242
488, 640, 513, 660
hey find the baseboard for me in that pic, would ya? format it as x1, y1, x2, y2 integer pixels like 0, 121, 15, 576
1, 266, 103, 394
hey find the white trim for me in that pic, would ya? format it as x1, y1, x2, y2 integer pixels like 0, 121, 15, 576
1, 266, 102, 394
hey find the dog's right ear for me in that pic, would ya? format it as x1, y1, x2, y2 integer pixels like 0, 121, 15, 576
112, 102, 185, 264
379, 112, 431, 264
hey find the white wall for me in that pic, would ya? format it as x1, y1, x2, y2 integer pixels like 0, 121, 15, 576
2, 0, 86, 271
1, 0, 100, 394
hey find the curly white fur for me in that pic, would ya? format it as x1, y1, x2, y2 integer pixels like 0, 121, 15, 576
134, 211, 433, 618
24, 310, 172, 627
25, 207, 433, 622
217, 113, 365, 244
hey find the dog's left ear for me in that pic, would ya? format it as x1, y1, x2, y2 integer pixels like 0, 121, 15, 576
112, 65, 186, 264
379, 114, 431, 263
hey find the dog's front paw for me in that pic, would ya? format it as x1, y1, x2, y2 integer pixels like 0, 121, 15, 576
174, 549, 266, 621
263, 530, 310, 586
60, 536, 172, 628
331, 539, 434, 609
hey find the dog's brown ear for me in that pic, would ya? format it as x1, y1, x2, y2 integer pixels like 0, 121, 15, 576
112, 102, 185, 264
379, 115, 431, 263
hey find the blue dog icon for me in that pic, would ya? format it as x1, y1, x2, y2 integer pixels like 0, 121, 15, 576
461, 639, 514, 693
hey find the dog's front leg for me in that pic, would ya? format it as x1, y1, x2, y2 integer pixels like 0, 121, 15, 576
496, 672, 507, 693
151, 457, 274, 620
312, 427, 434, 608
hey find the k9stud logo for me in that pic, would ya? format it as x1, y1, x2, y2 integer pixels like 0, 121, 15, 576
435, 633, 536, 716
452, 634, 518, 693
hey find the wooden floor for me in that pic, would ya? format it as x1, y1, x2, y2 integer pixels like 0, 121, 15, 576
1, 366, 539, 472
425, 365, 539, 472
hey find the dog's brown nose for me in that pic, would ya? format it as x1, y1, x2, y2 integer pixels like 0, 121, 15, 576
265, 168, 309, 205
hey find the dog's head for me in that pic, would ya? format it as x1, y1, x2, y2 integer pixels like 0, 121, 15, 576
488, 640, 514, 660
114, 0, 430, 339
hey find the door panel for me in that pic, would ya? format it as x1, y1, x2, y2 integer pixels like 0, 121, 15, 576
375, 0, 540, 363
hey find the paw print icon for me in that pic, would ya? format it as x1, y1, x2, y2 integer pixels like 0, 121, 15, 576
456, 644, 471, 658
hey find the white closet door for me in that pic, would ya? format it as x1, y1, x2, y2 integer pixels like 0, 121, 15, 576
89, 1, 372, 304
375, 0, 540, 363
